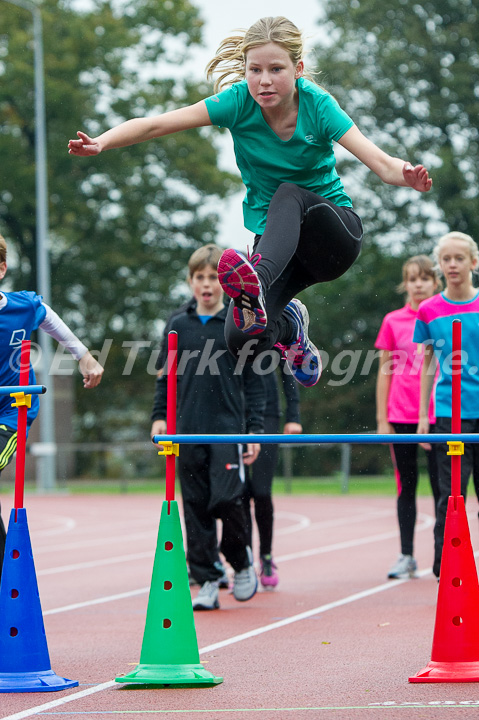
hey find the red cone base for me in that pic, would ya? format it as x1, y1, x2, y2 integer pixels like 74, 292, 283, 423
409, 495, 479, 683
410, 660, 479, 683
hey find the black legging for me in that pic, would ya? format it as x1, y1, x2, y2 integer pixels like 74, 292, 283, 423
243, 415, 279, 556
390, 422, 440, 557
433, 416, 479, 577
225, 183, 363, 359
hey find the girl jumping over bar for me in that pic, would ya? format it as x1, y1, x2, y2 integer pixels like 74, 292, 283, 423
68, 16, 432, 387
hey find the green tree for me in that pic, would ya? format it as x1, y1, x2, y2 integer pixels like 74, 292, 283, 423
315, 0, 478, 248
294, 0, 479, 474
0, 0, 240, 451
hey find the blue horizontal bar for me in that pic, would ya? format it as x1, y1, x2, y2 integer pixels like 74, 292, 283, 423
0, 385, 47, 396
152, 433, 479, 445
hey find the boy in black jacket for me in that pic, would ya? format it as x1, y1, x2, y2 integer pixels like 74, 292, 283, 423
151, 245, 265, 610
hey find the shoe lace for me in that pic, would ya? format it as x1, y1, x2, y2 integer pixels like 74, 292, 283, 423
247, 246, 262, 267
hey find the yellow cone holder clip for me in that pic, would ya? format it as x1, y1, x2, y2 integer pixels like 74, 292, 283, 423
157, 440, 179, 457
10, 392, 31, 409
447, 440, 464, 456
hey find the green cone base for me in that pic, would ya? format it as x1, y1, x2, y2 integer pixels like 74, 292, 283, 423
115, 663, 222, 687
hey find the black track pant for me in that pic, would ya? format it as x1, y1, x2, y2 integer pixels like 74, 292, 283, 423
433, 417, 479, 577
178, 443, 250, 585
225, 183, 363, 359
390, 422, 439, 557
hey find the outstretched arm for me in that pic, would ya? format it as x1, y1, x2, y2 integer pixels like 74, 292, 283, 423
68, 101, 212, 156
337, 125, 432, 192
39, 305, 103, 388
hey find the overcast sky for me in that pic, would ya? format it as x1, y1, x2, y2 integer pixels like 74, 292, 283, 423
185, 0, 325, 249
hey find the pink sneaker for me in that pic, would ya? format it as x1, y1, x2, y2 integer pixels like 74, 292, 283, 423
217, 248, 267, 334
260, 554, 279, 588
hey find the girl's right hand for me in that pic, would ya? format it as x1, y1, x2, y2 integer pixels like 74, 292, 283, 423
68, 131, 101, 156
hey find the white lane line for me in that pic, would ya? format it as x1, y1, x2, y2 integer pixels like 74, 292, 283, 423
37, 552, 154, 577
1, 573, 426, 720
0, 680, 117, 720
40, 517, 437, 616
273, 511, 311, 535
34, 510, 399, 578
33, 532, 156, 555
276, 513, 435, 563
43, 588, 150, 616
31, 516, 77, 538
41, 521, 419, 615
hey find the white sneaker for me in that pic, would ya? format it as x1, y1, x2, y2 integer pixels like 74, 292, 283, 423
233, 547, 258, 602
387, 554, 417, 579
192, 580, 220, 610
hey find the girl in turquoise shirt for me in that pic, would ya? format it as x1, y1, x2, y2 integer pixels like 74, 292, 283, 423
69, 17, 432, 388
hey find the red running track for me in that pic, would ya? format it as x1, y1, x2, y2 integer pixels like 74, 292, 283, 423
1, 492, 479, 720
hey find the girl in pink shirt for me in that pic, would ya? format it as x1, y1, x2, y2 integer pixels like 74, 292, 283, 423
375, 255, 440, 579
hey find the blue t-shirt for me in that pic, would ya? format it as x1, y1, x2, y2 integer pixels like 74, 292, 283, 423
0, 291, 46, 430
204, 77, 354, 234
413, 291, 479, 418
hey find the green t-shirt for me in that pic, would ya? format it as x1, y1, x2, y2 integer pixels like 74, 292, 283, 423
204, 77, 354, 234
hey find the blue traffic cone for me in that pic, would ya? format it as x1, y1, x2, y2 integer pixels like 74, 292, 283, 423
0, 508, 78, 692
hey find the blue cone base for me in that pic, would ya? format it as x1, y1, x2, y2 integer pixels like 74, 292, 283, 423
0, 669, 78, 693
115, 663, 223, 687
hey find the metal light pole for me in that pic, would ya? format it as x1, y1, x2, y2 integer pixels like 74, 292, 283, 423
3, 0, 57, 490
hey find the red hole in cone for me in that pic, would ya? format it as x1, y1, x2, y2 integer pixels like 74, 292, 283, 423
452, 577, 462, 587
10, 627, 18, 637
164, 541, 173, 551
163, 619, 172, 628
164, 581, 172, 590
451, 537, 461, 547
452, 616, 463, 626
10, 589, 19, 598
11, 549, 20, 559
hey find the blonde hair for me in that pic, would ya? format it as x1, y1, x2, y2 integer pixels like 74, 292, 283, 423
433, 231, 479, 274
188, 244, 222, 278
206, 16, 316, 93
397, 254, 442, 294
0, 234, 6, 264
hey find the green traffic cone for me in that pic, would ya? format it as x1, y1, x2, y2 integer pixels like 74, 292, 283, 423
116, 500, 222, 687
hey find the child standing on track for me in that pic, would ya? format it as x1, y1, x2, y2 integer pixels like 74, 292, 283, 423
68, 16, 432, 388
414, 231, 479, 578
150, 244, 265, 611
0, 234, 104, 582
375, 255, 440, 580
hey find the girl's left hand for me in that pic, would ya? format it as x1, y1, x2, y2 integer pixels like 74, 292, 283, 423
403, 163, 433, 192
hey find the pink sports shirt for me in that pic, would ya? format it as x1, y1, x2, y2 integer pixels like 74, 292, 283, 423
375, 303, 435, 424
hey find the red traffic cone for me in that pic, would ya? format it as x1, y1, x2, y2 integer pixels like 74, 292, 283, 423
409, 495, 479, 682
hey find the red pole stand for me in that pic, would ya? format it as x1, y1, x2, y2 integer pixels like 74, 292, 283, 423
165, 331, 178, 509
450, 319, 462, 497
13, 340, 31, 514
409, 319, 479, 683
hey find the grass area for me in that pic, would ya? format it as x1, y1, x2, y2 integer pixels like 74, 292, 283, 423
17, 472, 436, 496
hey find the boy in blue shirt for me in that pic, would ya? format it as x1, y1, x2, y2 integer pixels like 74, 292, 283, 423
0, 234, 104, 581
